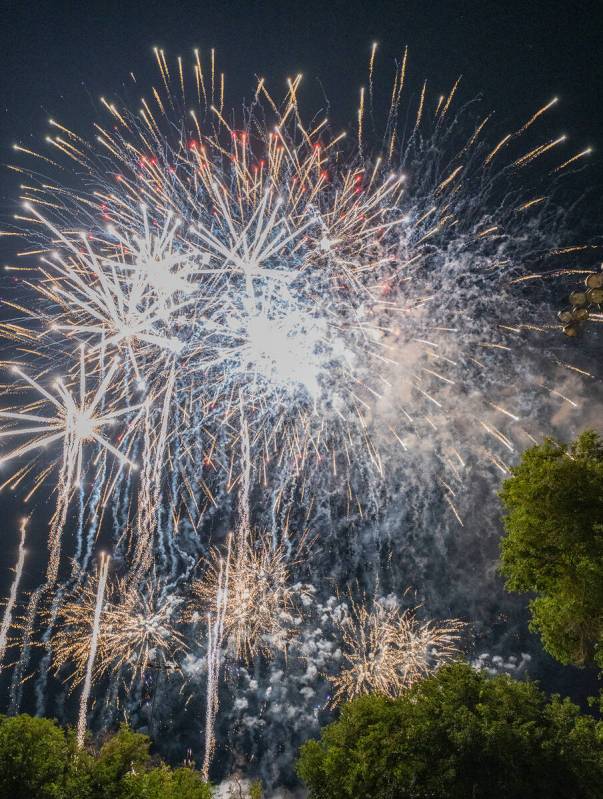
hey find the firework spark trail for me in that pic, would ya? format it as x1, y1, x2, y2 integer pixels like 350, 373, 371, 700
76, 347, 110, 575
0, 518, 27, 670
132, 408, 155, 575
111, 451, 133, 559
47, 454, 75, 583
76, 552, 109, 747
202, 535, 230, 781
132, 364, 175, 582
9, 585, 43, 714
165, 401, 184, 582
74, 485, 86, 565
78, 454, 108, 575
151, 363, 177, 561
237, 402, 252, 541
34, 587, 64, 716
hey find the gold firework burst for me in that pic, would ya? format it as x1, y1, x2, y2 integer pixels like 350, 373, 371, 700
190, 531, 296, 661
52, 575, 186, 687
330, 597, 464, 704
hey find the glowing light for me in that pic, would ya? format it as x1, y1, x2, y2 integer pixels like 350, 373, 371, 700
329, 597, 465, 704
190, 531, 295, 662
0, 518, 27, 669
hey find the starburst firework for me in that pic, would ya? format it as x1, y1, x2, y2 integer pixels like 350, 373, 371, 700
329, 597, 464, 704
52, 574, 186, 687
0, 346, 139, 483
191, 531, 294, 661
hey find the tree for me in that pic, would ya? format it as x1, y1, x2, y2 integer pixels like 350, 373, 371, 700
0, 715, 211, 799
297, 663, 603, 799
499, 430, 603, 667
90, 725, 153, 799
121, 764, 212, 799
0, 714, 90, 799
90, 725, 212, 799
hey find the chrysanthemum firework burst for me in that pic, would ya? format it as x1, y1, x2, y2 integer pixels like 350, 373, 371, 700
190, 531, 295, 661
329, 597, 465, 703
52, 573, 186, 687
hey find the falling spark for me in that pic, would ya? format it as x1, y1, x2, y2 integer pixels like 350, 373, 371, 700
368, 42, 378, 108
76, 552, 109, 747
202, 536, 230, 781
0, 518, 27, 669
358, 86, 365, 152
9, 586, 43, 714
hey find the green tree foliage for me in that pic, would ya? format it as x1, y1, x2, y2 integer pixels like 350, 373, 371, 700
0, 714, 88, 799
499, 430, 603, 666
297, 663, 603, 799
121, 764, 212, 799
90, 725, 153, 799
0, 715, 211, 799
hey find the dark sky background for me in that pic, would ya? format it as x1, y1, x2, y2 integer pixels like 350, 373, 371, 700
1, 0, 602, 158
0, 0, 602, 766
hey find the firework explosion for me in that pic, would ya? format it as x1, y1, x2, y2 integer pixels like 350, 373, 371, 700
52, 571, 186, 687
190, 531, 295, 662
0, 42, 599, 783
329, 596, 464, 704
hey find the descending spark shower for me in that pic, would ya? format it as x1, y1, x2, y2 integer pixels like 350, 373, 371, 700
0, 43, 599, 783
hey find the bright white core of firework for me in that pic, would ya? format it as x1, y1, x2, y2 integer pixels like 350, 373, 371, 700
242, 310, 327, 400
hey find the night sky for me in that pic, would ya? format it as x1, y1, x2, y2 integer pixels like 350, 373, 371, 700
1, 1, 603, 158
1, 0, 603, 789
